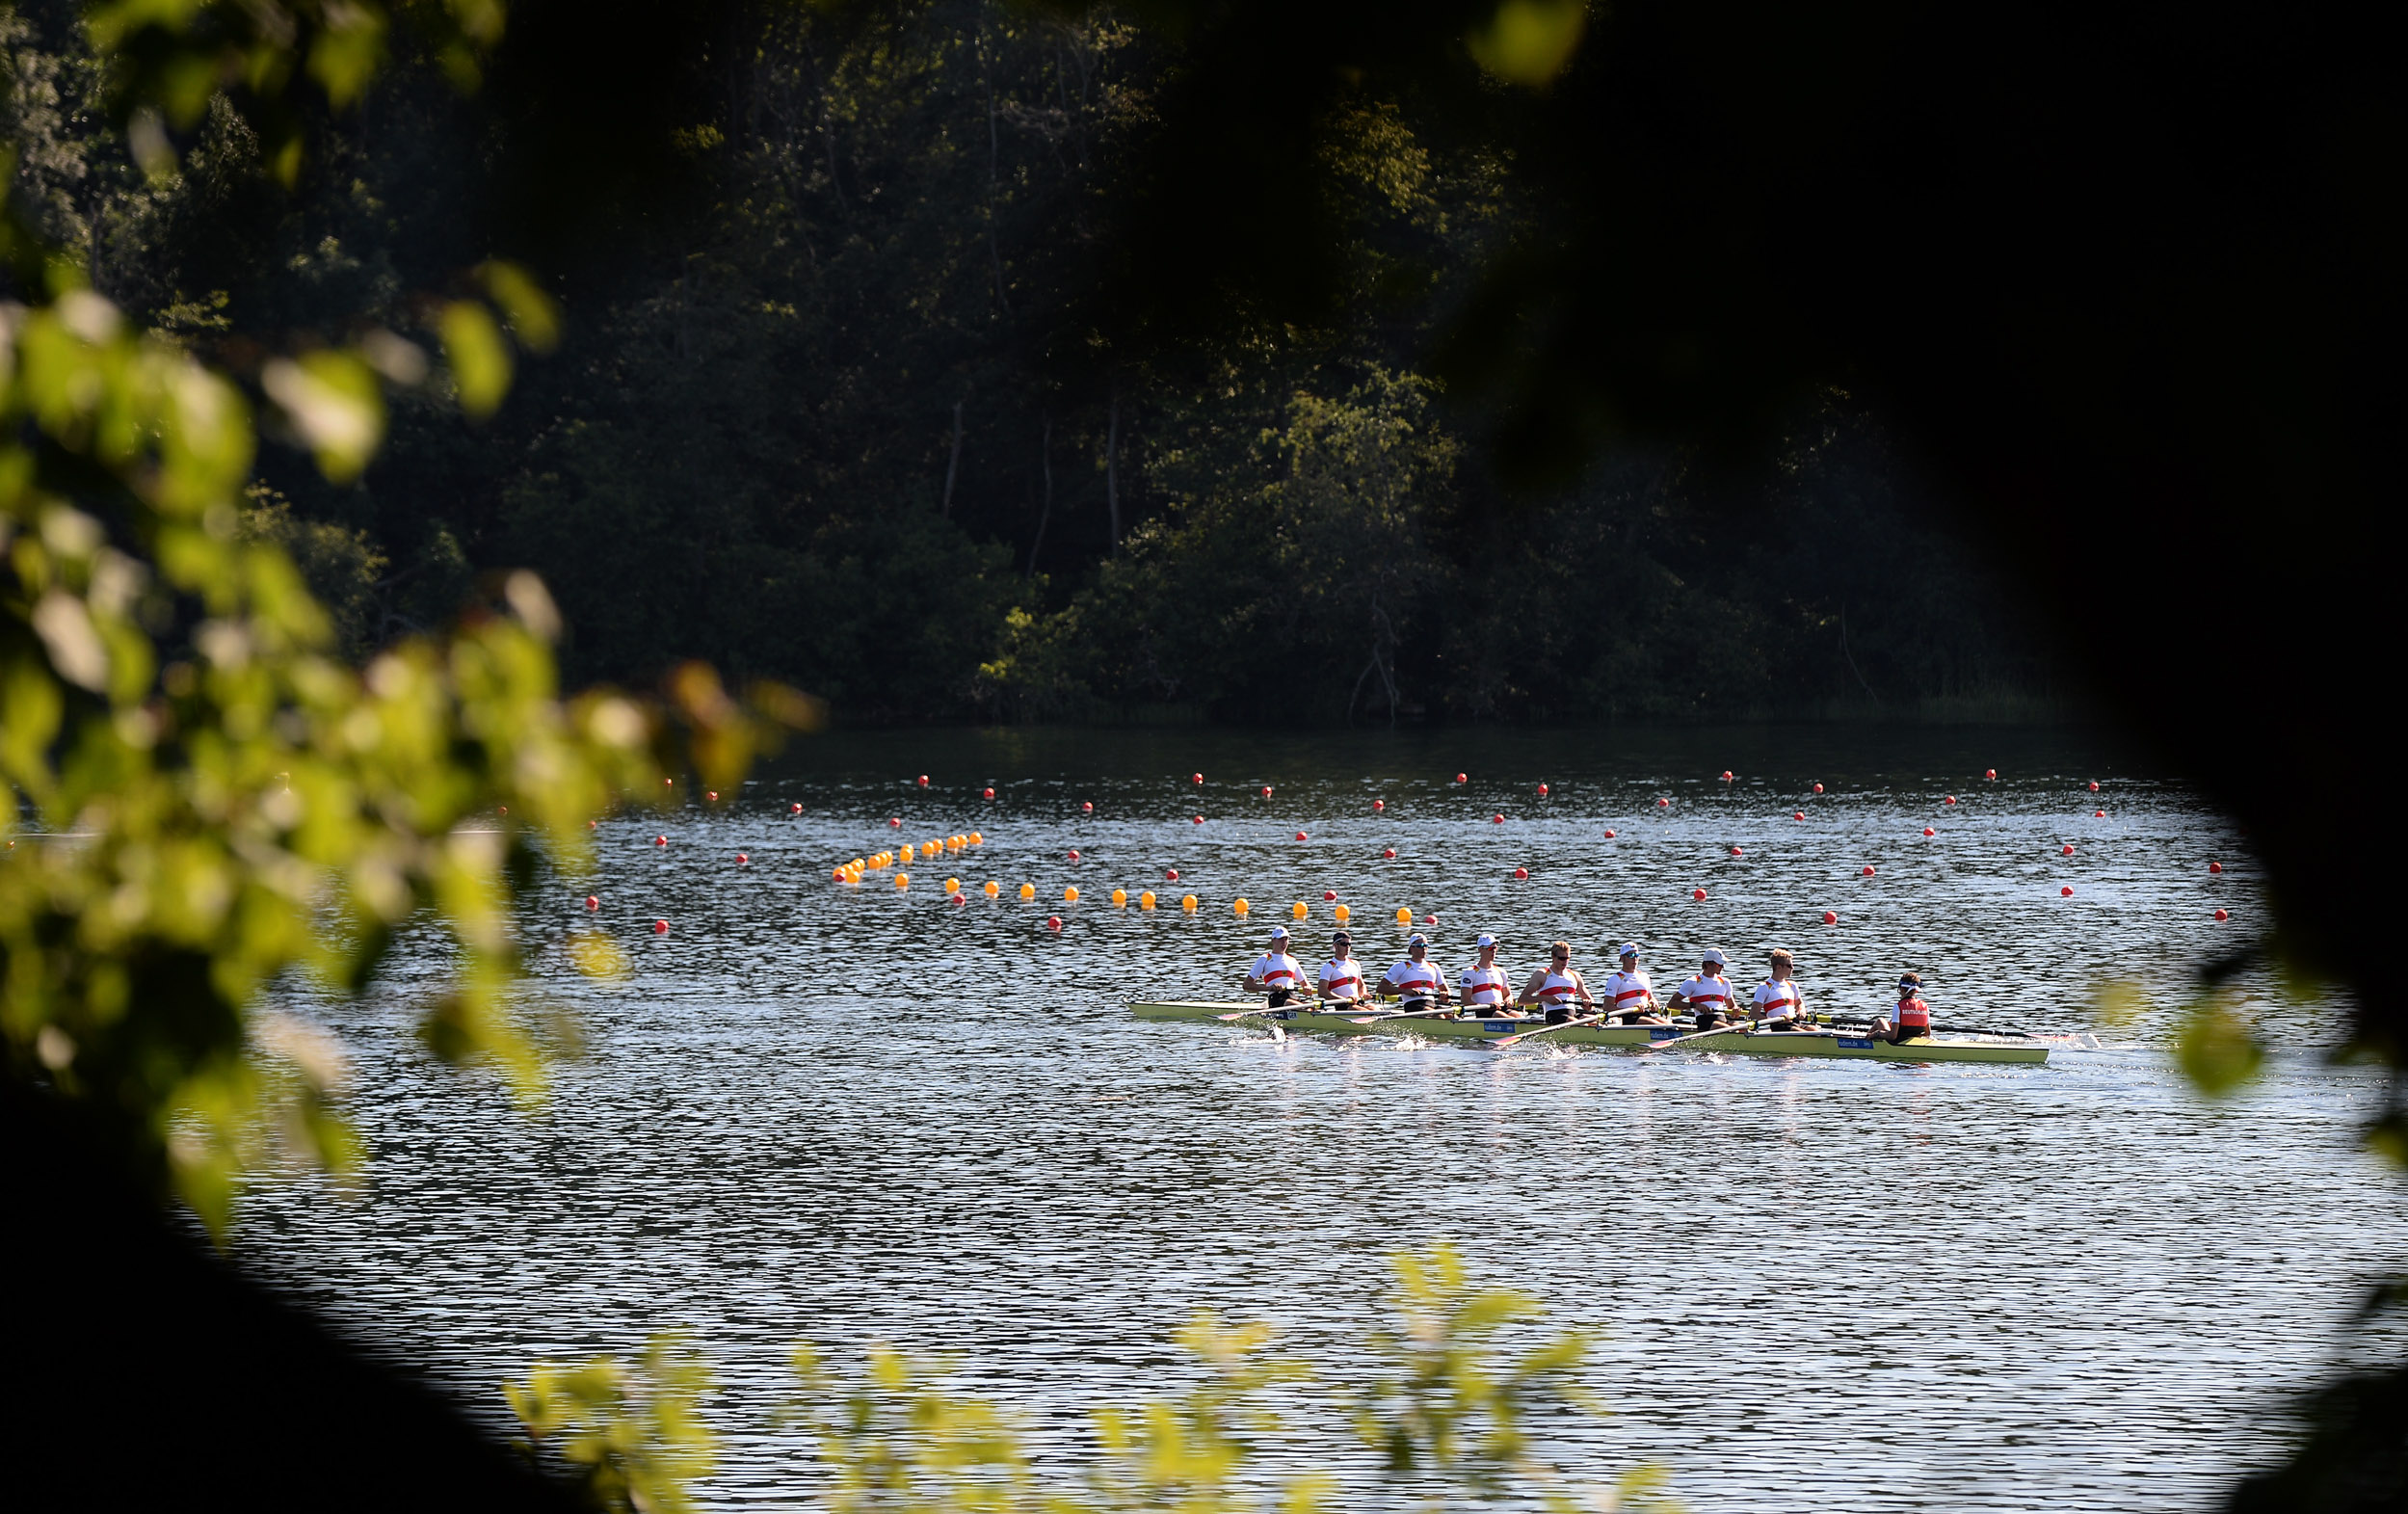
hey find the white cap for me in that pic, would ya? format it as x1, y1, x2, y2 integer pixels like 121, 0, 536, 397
1702, 947, 1728, 966
1476, 933, 1496, 948
1268, 925, 1289, 940
1407, 933, 1429, 947
1618, 943, 1640, 959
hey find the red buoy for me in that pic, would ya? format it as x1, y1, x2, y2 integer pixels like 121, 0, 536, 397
1455, 772, 1468, 784
1260, 785, 1273, 798
1603, 829, 1617, 838
585, 895, 599, 911
1323, 890, 1337, 901
1537, 784, 1550, 797
1793, 810, 1806, 821
1720, 770, 1733, 782
498, 806, 507, 815
2094, 810, 2106, 818
983, 787, 995, 800
1656, 798, 1670, 809
1922, 827, 1936, 837
1383, 847, 1397, 859
1944, 795, 1957, 805
2063, 844, 2076, 856
1045, 916, 1062, 931
1373, 799, 1386, 811
705, 791, 718, 802
1068, 849, 1081, 862
1166, 869, 1179, 881
1692, 887, 1707, 900
1985, 769, 1998, 780
1295, 831, 1309, 841
589, 819, 597, 830
1514, 867, 1529, 880
2088, 781, 2100, 792
888, 817, 902, 828
1862, 865, 1876, 877
951, 892, 966, 905
654, 836, 668, 847
1082, 801, 1094, 813
1422, 914, 1438, 925
2214, 908, 2230, 921
1822, 910, 1838, 924
652, 918, 669, 934
1731, 845, 1743, 857
1192, 773, 1204, 784
1192, 815, 1204, 825
1813, 783, 1824, 794
790, 802, 803, 813
737, 853, 749, 864
917, 775, 930, 787
2061, 886, 2074, 896
1492, 813, 1505, 824
2209, 861, 2224, 874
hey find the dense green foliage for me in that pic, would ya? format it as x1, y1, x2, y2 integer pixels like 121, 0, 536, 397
4, 0, 2049, 725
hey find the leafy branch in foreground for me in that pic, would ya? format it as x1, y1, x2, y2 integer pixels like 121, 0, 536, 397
508, 1245, 1681, 1514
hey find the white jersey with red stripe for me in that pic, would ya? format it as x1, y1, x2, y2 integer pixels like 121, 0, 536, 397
1318, 956, 1366, 1000
1751, 977, 1804, 1022
1600, 969, 1654, 1013
1460, 964, 1512, 1008
1535, 969, 1584, 1005
1251, 952, 1304, 991
1676, 972, 1733, 1011
1382, 957, 1444, 997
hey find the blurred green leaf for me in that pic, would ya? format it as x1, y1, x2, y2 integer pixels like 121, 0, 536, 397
440, 300, 514, 419
1467, 0, 1587, 89
480, 261, 561, 354
260, 350, 384, 483
2175, 995, 2266, 1099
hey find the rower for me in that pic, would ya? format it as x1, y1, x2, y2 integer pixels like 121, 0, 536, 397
1868, 971, 1933, 1043
1458, 934, 1518, 1017
1517, 941, 1594, 1023
1377, 933, 1451, 1010
1749, 948, 1809, 1030
1665, 947, 1736, 1030
1243, 926, 1306, 1007
1316, 930, 1366, 1004
1598, 943, 1666, 1024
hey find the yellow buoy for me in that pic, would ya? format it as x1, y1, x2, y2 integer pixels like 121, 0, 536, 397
1233, 897, 1251, 916
1334, 904, 1351, 923
984, 880, 1000, 896
944, 877, 960, 893
1065, 886, 1081, 903
1291, 900, 1309, 919
1019, 882, 1037, 900
1111, 888, 1128, 907
1394, 906, 1412, 925
894, 873, 910, 889
1139, 890, 1157, 909
1181, 893, 1199, 913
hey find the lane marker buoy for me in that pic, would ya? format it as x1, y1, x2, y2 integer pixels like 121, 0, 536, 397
585, 895, 599, 910
1323, 890, 1337, 900
1384, 847, 1397, 859
2214, 908, 2230, 920
652, 919, 668, 934
2209, 861, 2223, 874
1691, 887, 1707, 900
1822, 910, 1838, 924
1603, 829, 1618, 838
1862, 865, 1876, 877
2061, 886, 2074, 896
1514, 867, 1529, 880
1813, 783, 1824, 794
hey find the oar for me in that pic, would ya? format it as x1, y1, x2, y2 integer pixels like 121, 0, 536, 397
1491, 1010, 1607, 1048
1636, 1020, 1751, 1051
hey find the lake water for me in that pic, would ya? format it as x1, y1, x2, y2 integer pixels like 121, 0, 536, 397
236, 725, 2401, 1512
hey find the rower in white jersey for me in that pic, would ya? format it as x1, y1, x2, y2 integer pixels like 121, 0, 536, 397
1749, 948, 1810, 1029
1316, 930, 1366, 1003
1377, 933, 1451, 1010
1242, 925, 1306, 1007
1458, 933, 1520, 1016
1665, 947, 1737, 1030
1516, 941, 1595, 1023
1598, 943, 1667, 1024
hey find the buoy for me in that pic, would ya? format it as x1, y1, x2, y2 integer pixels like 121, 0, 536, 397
2214, 908, 2230, 920
1394, 907, 1412, 924
790, 802, 803, 813
1793, 811, 1805, 821
2089, 781, 2100, 791
1944, 795, 1956, 805
1656, 798, 1670, 809
969, 832, 982, 844
589, 820, 597, 829
737, 853, 750, 864
1166, 868, 1180, 881
1233, 898, 1250, 916
1019, 883, 1036, 899
1603, 829, 1617, 838
1111, 889, 1126, 906
831, 868, 846, 882
1822, 910, 1838, 924
1063, 886, 1078, 902
1290, 900, 1308, 918
1862, 865, 1876, 877
1068, 849, 1081, 862
1731, 845, 1743, 857
1082, 801, 1094, 813
1373, 799, 1386, 812
888, 817, 901, 828
1922, 827, 1935, 837
895, 874, 909, 890
704, 792, 717, 803
498, 806, 508, 815
1182, 894, 1199, 912
1383, 847, 1397, 859
654, 835, 667, 847
1720, 770, 1733, 782
2061, 885, 2074, 897
982, 787, 995, 800
2094, 810, 2106, 818
1514, 867, 1529, 880
652, 918, 668, 934
1296, 831, 1309, 841
1985, 769, 1997, 781
984, 881, 999, 896
1422, 914, 1438, 925
2209, 861, 2223, 874
944, 877, 959, 892
1322, 890, 1337, 901
950, 892, 966, 905
1192, 815, 1204, 825
1487, 812, 1501, 824
665, 778, 674, 786
1140, 891, 1157, 909
1691, 887, 1707, 900
1260, 786, 1273, 798
1046, 916, 1062, 931
2063, 844, 2076, 856
585, 895, 599, 910
1537, 784, 1550, 797
1813, 783, 1824, 794
1455, 772, 1467, 784
1334, 904, 1350, 922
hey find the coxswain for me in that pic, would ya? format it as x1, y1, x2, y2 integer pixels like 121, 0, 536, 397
1749, 948, 1810, 1030
1517, 941, 1594, 1023
1598, 943, 1666, 1024
1317, 930, 1366, 1003
1665, 947, 1736, 1029
1867, 970, 1933, 1043
1459, 934, 1519, 1016
1243, 926, 1306, 1006
1377, 933, 1451, 1010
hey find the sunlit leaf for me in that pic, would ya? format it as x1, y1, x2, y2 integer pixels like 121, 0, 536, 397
260, 351, 385, 483
1467, 0, 1587, 88
480, 261, 561, 353
440, 300, 514, 418
2174, 995, 2265, 1098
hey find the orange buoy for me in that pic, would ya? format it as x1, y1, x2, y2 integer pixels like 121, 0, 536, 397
2209, 861, 2223, 874
1691, 887, 1707, 900
1394, 907, 1412, 924
1182, 893, 1199, 912
1019, 882, 1036, 899
653, 918, 668, 934
585, 895, 599, 910
1140, 890, 1157, 909
2214, 908, 2230, 920
944, 876, 959, 892
968, 832, 982, 844
895, 873, 910, 890
1064, 886, 1080, 903
1290, 900, 1308, 918
984, 881, 1000, 896
1514, 867, 1529, 880
1233, 897, 1251, 915
1111, 889, 1126, 906
1822, 910, 1838, 924
1334, 904, 1350, 922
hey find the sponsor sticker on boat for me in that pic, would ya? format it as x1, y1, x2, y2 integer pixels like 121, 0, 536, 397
1837, 1037, 1874, 1049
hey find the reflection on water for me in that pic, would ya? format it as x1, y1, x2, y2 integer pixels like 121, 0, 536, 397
241, 726, 2398, 1512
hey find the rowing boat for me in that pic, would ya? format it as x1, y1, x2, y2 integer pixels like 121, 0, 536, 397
1127, 1000, 2049, 1064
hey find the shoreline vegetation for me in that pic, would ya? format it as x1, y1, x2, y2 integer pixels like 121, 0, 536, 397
821, 690, 2082, 730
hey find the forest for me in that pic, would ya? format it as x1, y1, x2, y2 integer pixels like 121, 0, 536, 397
2, 0, 2054, 725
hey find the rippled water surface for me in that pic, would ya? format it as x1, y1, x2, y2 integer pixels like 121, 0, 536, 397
241, 726, 2399, 1512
